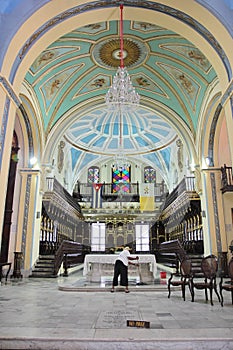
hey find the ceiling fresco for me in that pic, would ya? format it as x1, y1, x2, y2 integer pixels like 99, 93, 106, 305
26, 20, 216, 135
24, 19, 217, 176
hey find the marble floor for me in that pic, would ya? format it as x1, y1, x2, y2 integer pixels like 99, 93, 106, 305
0, 266, 233, 350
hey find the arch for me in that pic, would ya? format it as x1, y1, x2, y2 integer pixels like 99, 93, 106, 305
41, 99, 198, 191
1, 1, 232, 186
2, 1, 232, 86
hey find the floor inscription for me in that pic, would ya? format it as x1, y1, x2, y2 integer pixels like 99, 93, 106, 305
95, 310, 141, 328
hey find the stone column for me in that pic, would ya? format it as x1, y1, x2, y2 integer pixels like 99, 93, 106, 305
15, 168, 41, 276
11, 251, 23, 279
0, 85, 18, 247
201, 167, 228, 260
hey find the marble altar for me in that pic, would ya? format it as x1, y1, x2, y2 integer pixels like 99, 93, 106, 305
83, 254, 157, 282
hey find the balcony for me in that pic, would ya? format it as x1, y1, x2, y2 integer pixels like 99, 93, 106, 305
73, 181, 167, 204
73, 181, 167, 223
221, 164, 233, 193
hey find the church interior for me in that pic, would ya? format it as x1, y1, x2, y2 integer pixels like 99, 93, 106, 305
0, 0, 233, 349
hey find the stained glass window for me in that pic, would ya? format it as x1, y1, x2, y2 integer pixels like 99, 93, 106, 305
144, 166, 156, 183
88, 166, 99, 183
112, 166, 130, 193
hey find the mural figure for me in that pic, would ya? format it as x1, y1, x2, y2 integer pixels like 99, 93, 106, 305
179, 74, 193, 94
136, 22, 158, 30
85, 23, 102, 30
188, 50, 207, 66
91, 78, 106, 88
136, 77, 150, 87
50, 79, 60, 95
38, 51, 55, 65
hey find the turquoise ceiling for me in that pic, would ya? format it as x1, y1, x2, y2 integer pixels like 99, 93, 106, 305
25, 20, 216, 134
24, 19, 217, 175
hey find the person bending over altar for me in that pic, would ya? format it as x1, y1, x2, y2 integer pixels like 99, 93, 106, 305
111, 246, 139, 293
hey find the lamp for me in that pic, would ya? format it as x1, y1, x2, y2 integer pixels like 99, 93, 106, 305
106, 5, 139, 170
105, 4, 140, 110
205, 156, 213, 167
29, 157, 37, 166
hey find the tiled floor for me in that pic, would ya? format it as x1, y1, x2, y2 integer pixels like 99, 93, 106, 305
0, 267, 233, 350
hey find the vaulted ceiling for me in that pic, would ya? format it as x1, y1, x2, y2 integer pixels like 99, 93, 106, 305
23, 15, 218, 182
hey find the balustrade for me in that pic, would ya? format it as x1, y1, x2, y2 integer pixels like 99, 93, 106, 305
221, 164, 233, 192
73, 181, 167, 203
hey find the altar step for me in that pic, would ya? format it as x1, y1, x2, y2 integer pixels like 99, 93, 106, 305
58, 283, 169, 292
1, 339, 230, 350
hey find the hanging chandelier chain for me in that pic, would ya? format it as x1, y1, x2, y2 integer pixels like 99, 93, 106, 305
105, 4, 140, 110
120, 4, 124, 68
106, 4, 140, 170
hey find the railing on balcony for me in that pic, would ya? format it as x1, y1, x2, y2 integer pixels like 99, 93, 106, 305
221, 164, 233, 193
73, 181, 167, 203
102, 182, 139, 202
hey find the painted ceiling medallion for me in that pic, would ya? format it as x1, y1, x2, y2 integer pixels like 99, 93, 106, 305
92, 37, 148, 69
99, 38, 140, 68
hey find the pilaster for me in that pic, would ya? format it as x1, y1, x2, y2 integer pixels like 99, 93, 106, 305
201, 167, 228, 257
0, 77, 19, 242
16, 168, 41, 275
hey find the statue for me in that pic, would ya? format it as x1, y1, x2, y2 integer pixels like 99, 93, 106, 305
57, 141, 65, 173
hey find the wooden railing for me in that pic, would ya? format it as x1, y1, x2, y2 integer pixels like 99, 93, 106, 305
53, 240, 89, 276
39, 215, 70, 255
0, 262, 12, 283
41, 177, 84, 255
45, 177, 81, 213
157, 239, 187, 273
156, 239, 204, 274
221, 164, 233, 193
163, 176, 196, 210
73, 181, 167, 203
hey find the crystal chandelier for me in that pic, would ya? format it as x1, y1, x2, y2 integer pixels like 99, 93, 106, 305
105, 4, 140, 110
